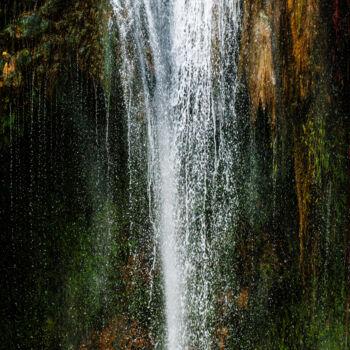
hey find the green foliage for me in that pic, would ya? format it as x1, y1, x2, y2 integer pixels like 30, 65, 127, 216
16, 49, 32, 66
41, 0, 65, 16
22, 12, 43, 38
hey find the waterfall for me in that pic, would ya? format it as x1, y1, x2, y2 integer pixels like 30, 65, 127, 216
113, 0, 240, 348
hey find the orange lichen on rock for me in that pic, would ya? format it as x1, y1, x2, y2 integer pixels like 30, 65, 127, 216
79, 319, 117, 350
113, 315, 150, 350
215, 325, 228, 350
99, 320, 118, 350
286, 0, 321, 100
286, 0, 330, 298
236, 288, 249, 310
79, 316, 151, 350
240, 0, 325, 121
239, 0, 277, 127
79, 251, 154, 349
240, 0, 328, 298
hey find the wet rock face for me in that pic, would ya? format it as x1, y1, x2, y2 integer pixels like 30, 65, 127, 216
240, 0, 327, 123
240, 0, 277, 126
240, 0, 349, 295
0, 0, 109, 93
286, 0, 320, 99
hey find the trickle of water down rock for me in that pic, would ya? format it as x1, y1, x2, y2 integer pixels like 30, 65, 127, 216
112, 1, 240, 348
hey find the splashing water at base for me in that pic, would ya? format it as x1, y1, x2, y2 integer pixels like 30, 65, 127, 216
113, 0, 240, 348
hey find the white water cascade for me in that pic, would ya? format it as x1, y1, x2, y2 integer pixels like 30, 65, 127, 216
112, 0, 240, 348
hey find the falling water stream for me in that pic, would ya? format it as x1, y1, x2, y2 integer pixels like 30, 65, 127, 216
113, 1, 240, 348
